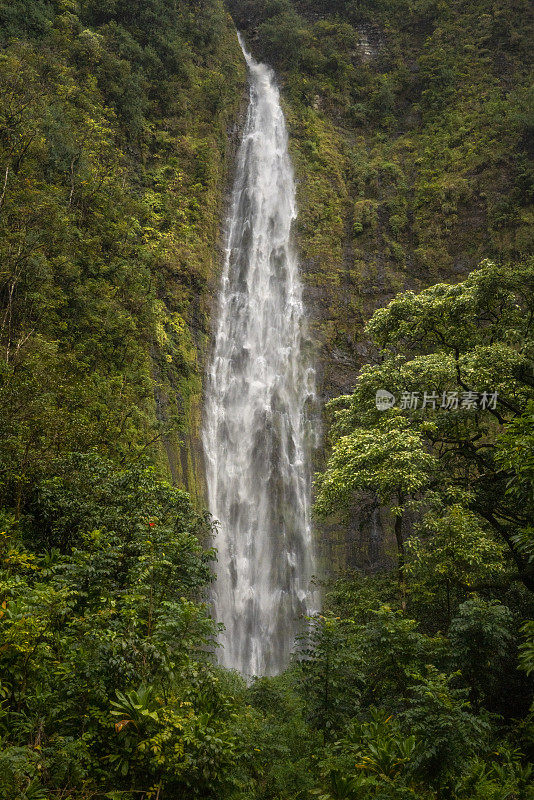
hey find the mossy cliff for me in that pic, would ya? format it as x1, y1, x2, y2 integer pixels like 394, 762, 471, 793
231, 0, 532, 393
0, 0, 245, 512
228, 0, 533, 570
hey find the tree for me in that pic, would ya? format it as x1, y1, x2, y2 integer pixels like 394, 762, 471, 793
316, 414, 437, 603
449, 598, 517, 710
316, 259, 534, 594
296, 614, 365, 736
0, 454, 245, 799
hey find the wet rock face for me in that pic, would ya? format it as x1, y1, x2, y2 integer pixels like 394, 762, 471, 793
357, 26, 383, 63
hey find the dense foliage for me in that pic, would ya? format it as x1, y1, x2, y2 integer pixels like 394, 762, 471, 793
0, 455, 235, 798
3, 268, 533, 799
309, 260, 534, 797
1, 0, 533, 799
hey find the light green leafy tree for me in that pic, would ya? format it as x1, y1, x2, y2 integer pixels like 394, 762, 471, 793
316, 260, 534, 597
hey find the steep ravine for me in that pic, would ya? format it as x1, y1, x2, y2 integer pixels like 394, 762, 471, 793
98, 0, 532, 577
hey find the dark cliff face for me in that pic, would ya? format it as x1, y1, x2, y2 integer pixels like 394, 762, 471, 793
225, 0, 534, 571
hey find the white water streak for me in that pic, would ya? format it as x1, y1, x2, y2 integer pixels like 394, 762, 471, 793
203, 36, 317, 677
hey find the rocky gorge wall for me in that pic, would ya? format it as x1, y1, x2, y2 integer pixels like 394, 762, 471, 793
223, 0, 533, 573
148, 0, 532, 578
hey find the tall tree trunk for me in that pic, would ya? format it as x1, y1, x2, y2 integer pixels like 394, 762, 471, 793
394, 501, 406, 610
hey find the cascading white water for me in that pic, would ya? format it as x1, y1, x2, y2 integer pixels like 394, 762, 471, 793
203, 35, 317, 678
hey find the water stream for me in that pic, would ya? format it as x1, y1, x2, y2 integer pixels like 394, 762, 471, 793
203, 36, 317, 677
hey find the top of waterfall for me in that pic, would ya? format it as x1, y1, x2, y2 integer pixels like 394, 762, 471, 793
236, 31, 251, 63
237, 32, 273, 76
237, 31, 280, 106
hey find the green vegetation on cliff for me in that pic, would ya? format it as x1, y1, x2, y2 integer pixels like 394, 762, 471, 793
0, 0, 245, 506
232, 0, 533, 394
0, 2, 249, 796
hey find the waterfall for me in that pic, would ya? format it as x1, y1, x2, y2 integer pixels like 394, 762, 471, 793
203, 35, 317, 678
